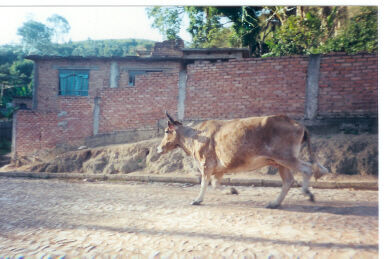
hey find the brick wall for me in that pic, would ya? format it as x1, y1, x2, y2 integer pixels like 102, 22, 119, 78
184, 56, 309, 120
184, 53, 377, 121
99, 71, 179, 132
14, 110, 58, 155
13, 97, 94, 155
12, 98, 33, 109
318, 53, 378, 118
152, 39, 184, 57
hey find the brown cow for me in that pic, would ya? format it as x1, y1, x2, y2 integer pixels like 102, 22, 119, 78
157, 113, 328, 208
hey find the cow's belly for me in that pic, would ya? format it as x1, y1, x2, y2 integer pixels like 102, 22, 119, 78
219, 156, 275, 174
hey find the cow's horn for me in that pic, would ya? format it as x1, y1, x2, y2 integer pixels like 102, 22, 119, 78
165, 111, 182, 125
165, 111, 176, 124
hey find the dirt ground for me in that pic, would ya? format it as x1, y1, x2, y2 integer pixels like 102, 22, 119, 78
0, 177, 378, 258
4, 133, 378, 177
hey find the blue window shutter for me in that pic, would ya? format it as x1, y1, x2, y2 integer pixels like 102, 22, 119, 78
59, 70, 89, 96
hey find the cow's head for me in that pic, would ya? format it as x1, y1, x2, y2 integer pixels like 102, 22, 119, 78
157, 112, 183, 154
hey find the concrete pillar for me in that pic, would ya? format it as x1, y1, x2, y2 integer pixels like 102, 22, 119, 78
93, 97, 100, 135
177, 70, 187, 121
11, 111, 17, 160
32, 62, 38, 110
305, 54, 321, 120
110, 61, 119, 88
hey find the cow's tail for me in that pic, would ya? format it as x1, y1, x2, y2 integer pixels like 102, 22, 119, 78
302, 129, 328, 180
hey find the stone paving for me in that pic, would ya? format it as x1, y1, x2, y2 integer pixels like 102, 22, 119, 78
0, 177, 378, 258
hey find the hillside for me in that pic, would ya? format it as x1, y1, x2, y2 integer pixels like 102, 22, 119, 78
52, 38, 156, 57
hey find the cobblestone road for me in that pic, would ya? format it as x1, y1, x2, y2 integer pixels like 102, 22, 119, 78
0, 177, 378, 258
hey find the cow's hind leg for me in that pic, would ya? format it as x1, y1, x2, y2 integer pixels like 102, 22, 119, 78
211, 173, 223, 189
294, 159, 316, 202
192, 172, 211, 205
276, 158, 316, 203
296, 160, 317, 202
266, 166, 294, 209
211, 173, 238, 195
300, 161, 315, 202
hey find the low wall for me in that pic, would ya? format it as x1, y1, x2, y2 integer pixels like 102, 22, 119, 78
13, 106, 93, 156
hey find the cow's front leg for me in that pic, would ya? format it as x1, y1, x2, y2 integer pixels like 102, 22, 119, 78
191, 171, 211, 205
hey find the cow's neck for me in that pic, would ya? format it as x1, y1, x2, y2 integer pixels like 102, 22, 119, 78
177, 126, 196, 156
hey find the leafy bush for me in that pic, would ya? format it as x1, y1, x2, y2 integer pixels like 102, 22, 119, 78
322, 7, 377, 54
0, 139, 11, 155
265, 12, 326, 56
266, 7, 377, 56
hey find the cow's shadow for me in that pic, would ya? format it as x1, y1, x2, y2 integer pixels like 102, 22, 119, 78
215, 200, 378, 217
279, 203, 378, 217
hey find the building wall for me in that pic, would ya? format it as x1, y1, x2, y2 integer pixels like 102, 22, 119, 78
14, 53, 378, 157
14, 59, 181, 156
35, 59, 110, 112
98, 60, 181, 132
99, 71, 179, 132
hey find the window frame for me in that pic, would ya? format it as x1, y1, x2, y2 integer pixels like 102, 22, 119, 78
128, 69, 162, 87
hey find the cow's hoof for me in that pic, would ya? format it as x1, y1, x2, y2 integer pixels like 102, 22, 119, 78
303, 189, 315, 202
191, 200, 202, 205
265, 202, 280, 209
224, 187, 239, 195
309, 193, 315, 202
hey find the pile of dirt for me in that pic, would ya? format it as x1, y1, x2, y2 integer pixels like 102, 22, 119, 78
309, 134, 378, 176
3, 133, 378, 176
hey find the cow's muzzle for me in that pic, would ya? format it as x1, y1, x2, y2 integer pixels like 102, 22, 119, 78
156, 145, 164, 154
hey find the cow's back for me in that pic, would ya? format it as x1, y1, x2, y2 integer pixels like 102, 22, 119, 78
211, 115, 305, 170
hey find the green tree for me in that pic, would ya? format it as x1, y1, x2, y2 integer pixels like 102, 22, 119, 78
265, 12, 326, 56
17, 20, 53, 54
322, 6, 377, 54
46, 14, 71, 44
146, 6, 295, 56
147, 7, 184, 40
0, 48, 33, 109
217, 6, 293, 56
265, 7, 356, 56
147, 6, 377, 57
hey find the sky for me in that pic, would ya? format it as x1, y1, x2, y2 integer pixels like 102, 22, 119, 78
0, 6, 192, 45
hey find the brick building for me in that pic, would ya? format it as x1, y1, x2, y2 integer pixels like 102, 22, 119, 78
13, 40, 377, 158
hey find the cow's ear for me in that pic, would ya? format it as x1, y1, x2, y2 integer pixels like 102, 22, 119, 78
174, 120, 183, 126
